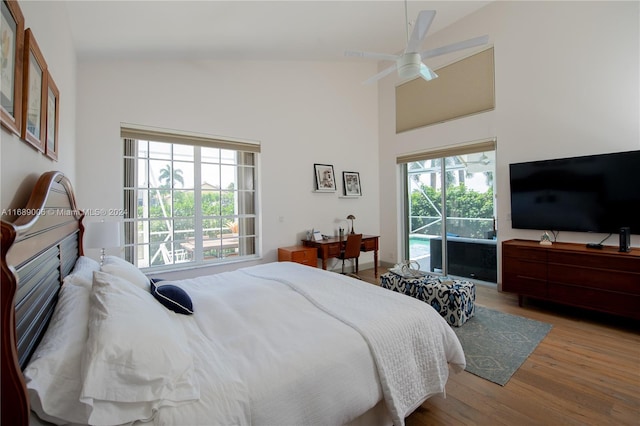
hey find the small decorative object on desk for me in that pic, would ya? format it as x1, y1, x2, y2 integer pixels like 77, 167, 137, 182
540, 231, 552, 246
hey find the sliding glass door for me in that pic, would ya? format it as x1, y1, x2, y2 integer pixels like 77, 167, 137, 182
403, 147, 497, 282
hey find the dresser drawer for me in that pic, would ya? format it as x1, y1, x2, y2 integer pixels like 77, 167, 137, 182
362, 238, 378, 251
291, 249, 316, 264
278, 246, 317, 267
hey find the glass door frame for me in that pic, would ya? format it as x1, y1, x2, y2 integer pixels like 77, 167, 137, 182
400, 140, 497, 278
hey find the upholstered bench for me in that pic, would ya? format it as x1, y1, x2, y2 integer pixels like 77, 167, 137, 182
380, 271, 476, 327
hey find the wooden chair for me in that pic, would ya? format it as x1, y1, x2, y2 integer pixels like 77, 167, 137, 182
338, 233, 362, 277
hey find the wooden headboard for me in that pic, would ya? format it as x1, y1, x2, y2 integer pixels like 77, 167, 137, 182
1, 171, 85, 426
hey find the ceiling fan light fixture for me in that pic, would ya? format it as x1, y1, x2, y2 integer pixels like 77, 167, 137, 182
348, 8, 488, 85
397, 53, 422, 79
419, 63, 438, 81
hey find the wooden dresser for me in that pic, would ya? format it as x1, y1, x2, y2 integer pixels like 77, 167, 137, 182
502, 239, 640, 319
278, 245, 317, 267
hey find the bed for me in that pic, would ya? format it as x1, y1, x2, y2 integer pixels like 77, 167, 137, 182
1, 171, 465, 426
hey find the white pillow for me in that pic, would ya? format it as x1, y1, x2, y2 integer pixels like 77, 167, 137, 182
100, 255, 150, 290
62, 255, 101, 288
25, 284, 92, 425
81, 271, 199, 426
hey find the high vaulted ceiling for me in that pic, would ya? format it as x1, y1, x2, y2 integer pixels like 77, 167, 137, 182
64, 1, 491, 61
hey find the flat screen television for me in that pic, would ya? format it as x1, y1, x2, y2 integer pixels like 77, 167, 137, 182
509, 150, 640, 234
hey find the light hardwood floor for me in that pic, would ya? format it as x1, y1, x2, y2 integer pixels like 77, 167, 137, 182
357, 268, 640, 426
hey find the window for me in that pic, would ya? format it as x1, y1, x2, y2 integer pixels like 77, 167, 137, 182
398, 140, 496, 281
122, 125, 260, 270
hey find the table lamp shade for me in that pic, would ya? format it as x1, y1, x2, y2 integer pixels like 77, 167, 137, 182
85, 221, 121, 249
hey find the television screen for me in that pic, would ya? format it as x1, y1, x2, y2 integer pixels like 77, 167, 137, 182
509, 150, 640, 234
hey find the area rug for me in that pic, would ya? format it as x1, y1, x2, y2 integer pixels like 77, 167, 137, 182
452, 306, 552, 386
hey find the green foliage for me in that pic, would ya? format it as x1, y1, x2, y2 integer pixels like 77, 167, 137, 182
410, 182, 494, 238
139, 187, 237, 244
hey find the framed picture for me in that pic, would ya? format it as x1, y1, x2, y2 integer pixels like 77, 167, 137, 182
0, 0, 24, 135
314, 163, 336, 192
21, 28, 47, 152
343, 171, 362, 196
45, 71, 59, 160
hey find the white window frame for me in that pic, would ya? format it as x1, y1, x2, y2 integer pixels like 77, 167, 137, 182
122, 124, 261, 271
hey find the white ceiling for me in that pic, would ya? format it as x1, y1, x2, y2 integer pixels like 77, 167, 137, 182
64, 1, 492, 61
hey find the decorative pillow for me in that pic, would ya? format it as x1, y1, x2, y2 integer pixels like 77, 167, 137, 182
81, 271, 199, 425
24, 284, 92, 425
101, 255, 150, 290
62, 255, 101, 288
151, 281, 194, 315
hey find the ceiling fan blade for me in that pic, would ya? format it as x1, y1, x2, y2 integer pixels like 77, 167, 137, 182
420, 35, 489, 60
419, 63, 438, 81
345, 50, 399, 62
362, 64, 396, 85
405, 10, 436, 53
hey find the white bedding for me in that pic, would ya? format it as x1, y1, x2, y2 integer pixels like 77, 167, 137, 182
154, 263, 384, 426
155, 262, 465, 426
242, 263, 466, 425
27, 261, 465, 426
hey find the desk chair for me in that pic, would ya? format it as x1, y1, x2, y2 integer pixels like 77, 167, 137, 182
338, 233, 362, 278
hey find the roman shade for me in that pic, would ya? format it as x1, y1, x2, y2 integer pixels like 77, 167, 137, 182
396, 47, 495, 133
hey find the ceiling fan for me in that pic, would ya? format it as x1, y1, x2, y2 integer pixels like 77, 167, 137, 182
345, 5, 489, 85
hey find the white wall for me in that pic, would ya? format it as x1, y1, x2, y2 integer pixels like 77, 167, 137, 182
378, 1, 640, 278
76, 59, 380, 277
5, 1, 637, 281
1, 1, 76, 214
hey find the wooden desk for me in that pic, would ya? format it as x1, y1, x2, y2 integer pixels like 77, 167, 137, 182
302, 234, 379, 277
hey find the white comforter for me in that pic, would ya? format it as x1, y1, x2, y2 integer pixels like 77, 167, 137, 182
155, 262, 465, 426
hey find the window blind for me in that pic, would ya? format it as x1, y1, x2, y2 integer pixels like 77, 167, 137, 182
121, 123, 261, 153
396, 139, 496, 164
396, 47, 495, 133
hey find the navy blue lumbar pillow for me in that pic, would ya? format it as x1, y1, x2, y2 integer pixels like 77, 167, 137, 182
150, 281, 194, 315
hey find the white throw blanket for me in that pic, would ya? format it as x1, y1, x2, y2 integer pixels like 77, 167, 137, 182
242, 262, 466, 426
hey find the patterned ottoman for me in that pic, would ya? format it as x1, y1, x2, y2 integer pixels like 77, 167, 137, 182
380, 271, 476, 327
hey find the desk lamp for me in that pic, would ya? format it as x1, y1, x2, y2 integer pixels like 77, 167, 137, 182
85, 220, 121, 265
347, 214, 356, 234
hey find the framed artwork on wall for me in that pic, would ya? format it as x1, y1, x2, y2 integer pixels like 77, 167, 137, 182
0, 0, 24, 136
314, 163, 336, 192
342, 171, 362, 196
21, 28, 47, 152
45, 71, 58, 161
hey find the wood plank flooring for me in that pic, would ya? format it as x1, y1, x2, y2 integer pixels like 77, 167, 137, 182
356, 268, 640, 426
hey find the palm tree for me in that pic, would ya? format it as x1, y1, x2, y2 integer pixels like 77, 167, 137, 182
159, 165, 184, 188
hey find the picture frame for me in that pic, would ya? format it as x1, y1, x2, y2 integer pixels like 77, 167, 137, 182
0, 0, 24, 136
21, 28, 47, 152
342, 171, 362, 196
45, 70, 59, 161
314, 163, 336, 192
